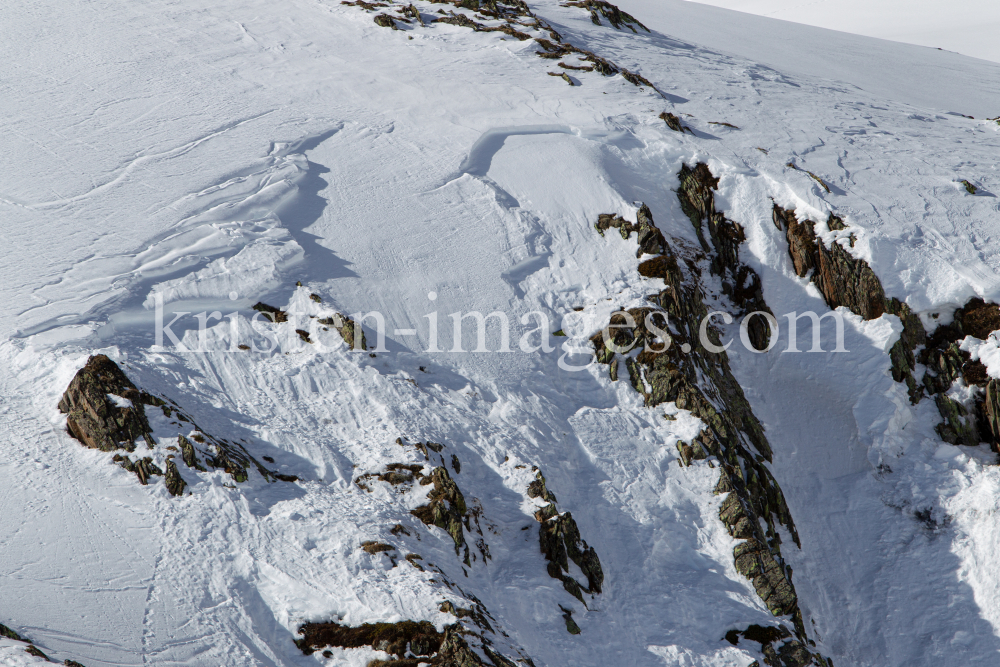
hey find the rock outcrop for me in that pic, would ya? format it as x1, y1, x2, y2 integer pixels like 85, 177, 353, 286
58, 354, 156, 452
678, 164, 773, 350
296, 619, 520, 666
772, 205, 1000, 448
411, 466, 470, 561
725, 624, 820, 667
527, 471, 604, 610
58, 355, 295, 494
772, 205, 926, 400
590, 166, 825, 660
920, 298, 1000, 450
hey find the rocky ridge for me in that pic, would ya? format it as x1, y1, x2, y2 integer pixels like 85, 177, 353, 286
590, 164, 830, 665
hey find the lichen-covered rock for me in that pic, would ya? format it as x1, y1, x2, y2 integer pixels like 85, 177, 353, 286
58, 355, 155, 452
164, 459, 186, 496
733, 539, 797, 617
411, 466, 468, 558
536, 504, 604, 596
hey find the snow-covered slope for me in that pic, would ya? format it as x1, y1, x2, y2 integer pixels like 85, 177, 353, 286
3, 0, 1000, 666
678, 0, 1000, 64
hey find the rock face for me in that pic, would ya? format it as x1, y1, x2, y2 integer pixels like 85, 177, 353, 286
295, 620, 510, 667
410, 466, 469, 560
772, 205, 926, 400
527, 471, 603, 609
591, 166, 824, 659
773, 203, 1000, 448
725, 624, 822, 667
58, 355, 295, 493
679, 164, 772, 350
58, 354, 156, 452
920, 298, 1000, 450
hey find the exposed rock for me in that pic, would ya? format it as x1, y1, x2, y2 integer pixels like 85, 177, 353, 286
0, 623, 23, 641
593, 167, 820, 649
547, 70, 574, 85
164, 459, 186, 496
679, 164, 772, 350
772, 205, 926, 400
251, 302, 287, 323
559, 605, 582, 635
24, 644, 49, 660
295, 619, 515, 666
658, 111, 692, 134
58, 355, 155, 452
373, 12, 399, 28
178, 435, 206, 471
59, 355, 293, 491
295, 619, 441, 656
915, 297, 1000, 450
562, 0, 648, 32
320, 313, 368, 350
526, 471, 557, 502
411, 466, 469, 559
112, 454, 163, 485
724, 624, 828, 667
535, 502, 603, 599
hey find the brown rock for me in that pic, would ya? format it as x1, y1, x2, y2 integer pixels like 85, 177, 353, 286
58, 355, 155, 452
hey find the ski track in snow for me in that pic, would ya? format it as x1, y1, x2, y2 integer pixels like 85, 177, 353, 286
3, 0, 1000, 665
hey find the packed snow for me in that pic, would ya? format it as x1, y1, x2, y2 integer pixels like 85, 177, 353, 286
3, 0, 1000, 666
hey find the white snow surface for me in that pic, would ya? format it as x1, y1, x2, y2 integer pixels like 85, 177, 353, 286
2, 1, 1000, 666
679, 0, 1000, 64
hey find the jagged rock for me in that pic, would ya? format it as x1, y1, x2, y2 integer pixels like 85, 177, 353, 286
251, 302, 287, 323
536, 504, 604, 595
58, 355, 155, 452
411, 466, 468, 558
526, 471, 557, 502
658, 111, 692, 134
679, 164, 771, 349
562, 0, 648, 32
733, 540, 797, 616
773, 205, 926, 400
164, 459, 186, 496
592, 164, 824, 653
920, 298, 1000, 449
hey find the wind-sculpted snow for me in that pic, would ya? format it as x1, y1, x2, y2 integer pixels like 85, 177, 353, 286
5, 0, 1000, 665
